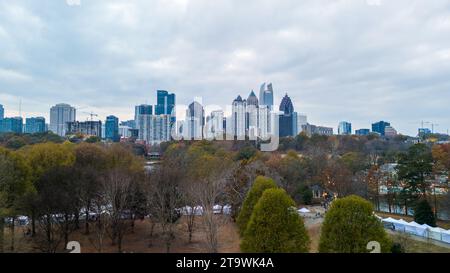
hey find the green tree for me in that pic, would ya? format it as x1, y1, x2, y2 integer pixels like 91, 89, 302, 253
236, 145, 257, 161
20, 142, 75, 236
0, 147, 33, 252
414, 199, 436, 227
240, 188, 310, 253
296, 185, 313, 205
73, 143, 108, 234
236, 176, 277, 236
396, 143, 433, 197
319, 195, 391, 253
396, 143, 433, 214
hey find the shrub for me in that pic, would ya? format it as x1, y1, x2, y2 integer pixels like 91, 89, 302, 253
236, 176, 277, 236
319, 195, 391, 253
240, 188, 310, 253
414, 199, 436, 227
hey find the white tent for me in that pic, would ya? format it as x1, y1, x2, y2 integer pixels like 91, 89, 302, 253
213, 205, 223, 214
193, 206, 204, 216
392, 219, 409, 232
381, 217, 397, 223
381, 217, 398, 229
404, 221, 428, 237
298, 208, 311, 213
180, 206, 193, 216
223, 205, 232, 215
425, 225, 446, 241
442, 230, 450, 244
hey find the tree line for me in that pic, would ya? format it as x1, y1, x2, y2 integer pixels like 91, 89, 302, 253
1, 133, 449, 252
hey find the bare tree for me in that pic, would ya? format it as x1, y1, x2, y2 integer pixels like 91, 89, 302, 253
87, 195, 109, 253
193, 156, 237, 253
181, 180, 200, 244
146, 160, 183, 253
102, 167, 133, 253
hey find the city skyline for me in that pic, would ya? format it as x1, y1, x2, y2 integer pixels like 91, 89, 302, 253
0, 85, 445, 138
1, 1, 450, 136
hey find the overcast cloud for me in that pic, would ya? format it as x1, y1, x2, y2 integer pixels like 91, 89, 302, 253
1, 0, 450, 135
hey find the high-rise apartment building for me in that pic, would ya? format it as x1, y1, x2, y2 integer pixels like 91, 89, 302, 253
372, 121, 391, 136
338, 121, 352, 135
105, 115, 120, 142
50, 103, 76, 136
25, 117, 46, 134
0, 104, 4, 120
0, 117, 23, 134
206, 110, 224, 140
138, 115, 171, 144
185, 101, 204, 140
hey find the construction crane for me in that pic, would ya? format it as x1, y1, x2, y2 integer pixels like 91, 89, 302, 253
81, 111, 100, 137
82, 111, 99, 122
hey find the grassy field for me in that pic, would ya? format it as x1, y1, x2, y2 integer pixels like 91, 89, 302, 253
389, 232, 450, 253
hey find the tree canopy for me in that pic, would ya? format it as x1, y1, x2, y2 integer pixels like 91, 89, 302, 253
236, 176, 278, 236
319, 195, 391, 253
240, 188, 310, 253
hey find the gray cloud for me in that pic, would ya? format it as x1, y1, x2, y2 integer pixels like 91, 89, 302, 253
0, 0, 449, 135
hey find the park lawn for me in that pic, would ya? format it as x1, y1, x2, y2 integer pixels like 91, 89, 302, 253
390, 232, 450, 253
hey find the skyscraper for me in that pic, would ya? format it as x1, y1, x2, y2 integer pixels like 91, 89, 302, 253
338, 121, 352, 135
246, 91, 259, 139
50, 103, 76, 137
372, 121, 391, 136
138, 115, 171, 144
206, 110, 224, 140
135, 105, 153, 121
135, 104, 153, 139
232, 95, 246, 139
0, 117, 23, 134
0, 104, 4, 120
297, 114, 308, 135
258, 105, 270, 140
105, 115, 120, 142
259, 83, 274, 110
155, 90, 176, 116
25, 117, 46, 134
185, 101, 205, 140
279, 94, 295, 137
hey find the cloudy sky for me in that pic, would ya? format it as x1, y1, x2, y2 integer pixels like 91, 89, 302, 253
1, 0, 450, 136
